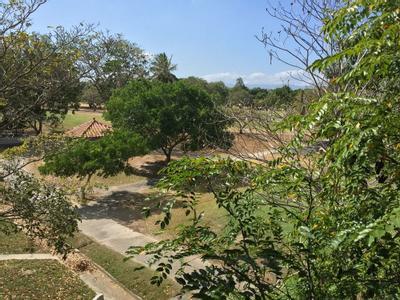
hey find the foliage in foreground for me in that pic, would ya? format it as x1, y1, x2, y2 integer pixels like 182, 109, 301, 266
0, 172, 79, 256
39, 130, 148, 199
127, 1, 400, 299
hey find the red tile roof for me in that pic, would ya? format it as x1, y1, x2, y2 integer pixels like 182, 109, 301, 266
66, 118, 112, 138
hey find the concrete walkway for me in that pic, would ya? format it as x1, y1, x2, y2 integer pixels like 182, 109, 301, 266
80, 175, 206, 278
0, 253, 57, 260
78, 218, 205, 277
80, 268, 140, 300
79, 218, 157, 262
0, 253, 139, 300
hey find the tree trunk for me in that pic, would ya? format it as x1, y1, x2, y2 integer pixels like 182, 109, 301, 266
80, 173, 93, 200
162, 147, 172, 163
37, 120, 42, 135
165, 150, 172, 163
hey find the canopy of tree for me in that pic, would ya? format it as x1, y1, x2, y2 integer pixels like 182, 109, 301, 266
39, 130, 147, 198
105, 80, 233, 161
181, 77, 229, 106
0, 0, 83, 254
78, 31, 148, 106
150, 52, 177, 83
0, 24, 84, 134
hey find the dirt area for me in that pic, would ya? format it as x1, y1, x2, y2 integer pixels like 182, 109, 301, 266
127, 131, 293, 169
227, 131, 293, 155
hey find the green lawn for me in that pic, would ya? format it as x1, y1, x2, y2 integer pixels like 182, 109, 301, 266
144, 192, 228, 239
70, 233, 180, 300
62, 110, 109, 130
0, 259, 95, 299
0, 231, 44, 254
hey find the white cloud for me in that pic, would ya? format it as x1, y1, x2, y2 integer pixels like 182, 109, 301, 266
201, 69, 308, 87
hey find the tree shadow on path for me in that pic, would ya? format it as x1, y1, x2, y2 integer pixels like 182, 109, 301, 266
78, 190, 185, 226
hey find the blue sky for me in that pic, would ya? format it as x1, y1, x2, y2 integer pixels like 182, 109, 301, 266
31, 0, 300, 87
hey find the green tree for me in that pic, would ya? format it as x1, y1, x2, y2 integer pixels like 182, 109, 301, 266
265, 85, 296, 108
181, 77, 229, 106
127, 1, 400, 299
234, 77, 247, 90
0, 3, 87, 134
1, 32, 82, 134
39, 130, 147, 199
0, 171, 79, 256
78, 31, 148, 104
106, 80, 233, 162
1, 133, 80, 256
80, 82, 103, 110
228, 78, 253, 106
150, 52, 177, 83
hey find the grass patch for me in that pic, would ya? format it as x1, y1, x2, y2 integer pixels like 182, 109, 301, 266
0, 259, 95, 299
0, 231, 44, 254
26, 160, 146, 195
70, 233, 180, 300
91, 172, 145, 187
62, 110, 109, 130
144, 192, 228, 239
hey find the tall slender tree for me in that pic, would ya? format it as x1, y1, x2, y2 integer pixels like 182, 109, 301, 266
150, 52, 177, 83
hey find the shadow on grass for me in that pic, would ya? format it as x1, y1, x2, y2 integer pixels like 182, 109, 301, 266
78, 190, 185, 225
129, 160, 168, 179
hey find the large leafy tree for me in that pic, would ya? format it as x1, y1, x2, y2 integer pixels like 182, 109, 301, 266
128, 1, 400, 299
80, 82, 103, 110
150, 52, 178, 83
0, 1, 84, 253
1, 134, 79, 256
0, 0, 92, 134
0, 171, 79, 256
78, 30, 148, 105
228, 77, 253, 107
106, 80, 233, 162
1, 31, 82, 134
264, 85, 297, 108
182, 76, 229, 106
39, 130, 148, 199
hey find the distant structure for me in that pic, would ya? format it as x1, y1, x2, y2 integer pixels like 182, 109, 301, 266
65, 118, 112, 139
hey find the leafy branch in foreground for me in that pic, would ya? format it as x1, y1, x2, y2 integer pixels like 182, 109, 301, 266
0, 171, 79, 256
126, 1, 400, 299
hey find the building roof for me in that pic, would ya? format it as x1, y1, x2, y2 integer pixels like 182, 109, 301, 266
66, 118, 112, 138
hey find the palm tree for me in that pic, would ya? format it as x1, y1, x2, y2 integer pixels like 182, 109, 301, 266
150, 53, 178, 83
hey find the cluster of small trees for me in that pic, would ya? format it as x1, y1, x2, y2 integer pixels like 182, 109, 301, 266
0, 0, 188, 134
0, 0, 306, 137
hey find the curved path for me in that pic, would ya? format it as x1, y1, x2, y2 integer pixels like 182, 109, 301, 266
78, 180, 206, 279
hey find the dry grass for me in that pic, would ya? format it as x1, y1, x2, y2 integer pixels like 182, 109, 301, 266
113, 192, 227, 239
24, 160, 146, 200
0, 231, 44, 254
0, 260, 95, 299
70, 233, 180, 300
